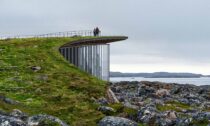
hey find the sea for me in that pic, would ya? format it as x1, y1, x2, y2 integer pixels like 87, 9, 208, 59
110, 77, 210, 86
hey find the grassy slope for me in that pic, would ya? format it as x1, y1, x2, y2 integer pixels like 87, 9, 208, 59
0, 37, 106, 126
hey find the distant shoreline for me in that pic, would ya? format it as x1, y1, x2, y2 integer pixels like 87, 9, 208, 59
111, 76, 210, 78
110, 72, 210, 78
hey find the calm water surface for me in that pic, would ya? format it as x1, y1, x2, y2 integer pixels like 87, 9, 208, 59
110, 77, 210, 86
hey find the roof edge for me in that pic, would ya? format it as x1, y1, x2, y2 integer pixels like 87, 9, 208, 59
61, 36, 128, 47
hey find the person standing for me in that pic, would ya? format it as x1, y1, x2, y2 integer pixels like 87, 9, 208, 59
93, 28, 96, 36
95, 27, 100, 36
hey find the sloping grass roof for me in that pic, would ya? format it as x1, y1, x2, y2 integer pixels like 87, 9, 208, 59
0, 37, 106, 125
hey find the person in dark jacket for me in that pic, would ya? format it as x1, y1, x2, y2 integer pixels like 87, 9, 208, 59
95, 27, 100, 36
93, 28, 96, 36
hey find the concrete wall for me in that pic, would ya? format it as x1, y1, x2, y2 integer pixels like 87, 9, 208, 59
59, 44, 110, 81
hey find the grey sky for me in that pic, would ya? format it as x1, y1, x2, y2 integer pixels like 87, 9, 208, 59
1, 0, 210, 74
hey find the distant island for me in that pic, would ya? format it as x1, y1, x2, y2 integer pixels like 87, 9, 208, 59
110, 72, 210, 78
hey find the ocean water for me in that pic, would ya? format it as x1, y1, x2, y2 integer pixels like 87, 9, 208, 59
110, 77, 210, 86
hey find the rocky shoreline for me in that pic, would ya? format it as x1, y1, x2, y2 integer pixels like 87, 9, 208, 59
1, 81, 210, 126
98, 81, 210, 126
0, 109, 68, 126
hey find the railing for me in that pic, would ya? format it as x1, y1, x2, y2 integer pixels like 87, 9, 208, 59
0, 30, 95, 40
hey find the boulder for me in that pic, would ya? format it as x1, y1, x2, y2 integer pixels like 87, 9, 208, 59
193, 112, 210, 121
98, 106, 115, 115
154, 99, 164, 106
98, 116, 138, 126
175, 118, 192, 126
138, 85, 155, 97
0, 110, 8, 116
0, 115, 27, 126
137, 105, 157, 123
166, 111, 177, 120
10, 109, 28, 120
123, 100, 139, 110
27, 114, 68, 126
155, 89, 170, 97
200, 102, 210, 110
0, 110, 69, 126
155, 117, 176, 126
137, 101, 144, 106
0, 95, 19, 105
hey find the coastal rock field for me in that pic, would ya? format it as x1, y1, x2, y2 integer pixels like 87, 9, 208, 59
101, 81, 210, 126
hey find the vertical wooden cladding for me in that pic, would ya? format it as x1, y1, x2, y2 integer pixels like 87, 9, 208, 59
60, 44, 110, 81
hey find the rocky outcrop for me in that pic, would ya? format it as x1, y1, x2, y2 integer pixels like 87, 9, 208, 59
0, 115, 26, 126
108, 81, 210, 126
107, 88, 120, 104
98, 116, 138, 126
0, 109, 68, 126
27, 114, 68, 126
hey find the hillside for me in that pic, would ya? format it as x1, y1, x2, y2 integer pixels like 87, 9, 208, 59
0, 37, 106, 125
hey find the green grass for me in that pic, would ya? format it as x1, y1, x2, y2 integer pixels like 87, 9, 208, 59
156, 101, 191, 112
0, 37, 106, 126
108, 103, 138, 119
190, 118, 209, 126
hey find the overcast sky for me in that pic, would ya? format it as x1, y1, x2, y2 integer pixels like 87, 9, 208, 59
1, 0, 210, 74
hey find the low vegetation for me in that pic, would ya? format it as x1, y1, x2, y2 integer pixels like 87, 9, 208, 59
0, 37, 106, 125
156, 101, 191, 112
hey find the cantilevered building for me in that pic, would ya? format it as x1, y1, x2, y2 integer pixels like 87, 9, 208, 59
59, 36, 128, 81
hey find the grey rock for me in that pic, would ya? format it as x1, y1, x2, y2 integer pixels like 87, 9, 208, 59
4, 98, 19, 105
166, 111, 177, 120
137, 106, 157, 123
155, 117, 176, 126
31, 66, 41, 72
0, 95, 19, 105
0, 112, 69, 126
123, 100, 139, 110
0, 110, 9, 116
10, 109, 28, 120
98, 106, 115, 114
109, 81, 210, 126
184, 109, 198, 115
0, 115, 27, 126
97, 97, 108, 105
98, 116, 138, 126
178, 98, 189, 105
155, 89, 170, 97
175, 118, 192, 126
138, 85, 155, 97
200, 102, 210, 110
193, 112, 210, 121
189, 99, 201, 105
27, 114, 68, 126
154, 99, 164, 106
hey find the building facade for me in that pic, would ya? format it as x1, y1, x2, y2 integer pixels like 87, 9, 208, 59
60, 44, 110, 81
